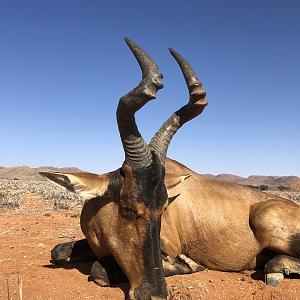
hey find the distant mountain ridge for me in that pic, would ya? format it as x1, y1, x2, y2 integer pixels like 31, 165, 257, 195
0, 165, 42, 181
0, 165, 299, 186
203, 173, 300, 186
39, 166, 84, 173
0, 165, 85, 181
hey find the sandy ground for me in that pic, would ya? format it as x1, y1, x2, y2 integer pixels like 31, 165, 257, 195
1, 194, 300, 300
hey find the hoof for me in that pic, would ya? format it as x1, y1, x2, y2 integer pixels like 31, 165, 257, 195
266, 272, 284, 287
178, 254, 205, 272
51, 241, 75, 265
88, 260, 110, 287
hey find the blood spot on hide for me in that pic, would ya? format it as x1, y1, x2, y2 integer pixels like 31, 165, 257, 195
182, 243, 189, 256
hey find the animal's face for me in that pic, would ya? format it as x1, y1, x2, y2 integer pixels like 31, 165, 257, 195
112, 156, 169, 297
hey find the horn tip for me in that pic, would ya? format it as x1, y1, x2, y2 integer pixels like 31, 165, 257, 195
169, 48, 182, 61
124, 37, 132, 45
169, 47, 178, 54
124, 38, 140, 55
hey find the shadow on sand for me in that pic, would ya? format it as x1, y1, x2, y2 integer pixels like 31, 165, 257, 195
43, 258, 130, 295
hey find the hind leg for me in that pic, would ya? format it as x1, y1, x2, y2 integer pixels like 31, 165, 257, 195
250, 199, 300, 286
265, 255, 300, 287
250, 199, 300, 258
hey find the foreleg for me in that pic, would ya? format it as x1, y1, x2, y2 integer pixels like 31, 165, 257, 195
163, 254, 205, 277
51, 239, 97, 265
89, 256, 128, 286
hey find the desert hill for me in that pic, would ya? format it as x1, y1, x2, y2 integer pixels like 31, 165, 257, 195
0, 165, 85, 181
39, 166, 84, 173
0, 166, 299, 187
280, 181, 300, 192
203, 173, 300, 186
0, 165, 43, 181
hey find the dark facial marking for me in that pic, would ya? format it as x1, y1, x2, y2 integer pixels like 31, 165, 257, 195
133, 215, 168, 299
119, 152, 168, 298
133, 152, 168, 210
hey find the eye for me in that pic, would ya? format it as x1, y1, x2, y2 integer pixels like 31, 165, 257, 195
122, 207, 138, 220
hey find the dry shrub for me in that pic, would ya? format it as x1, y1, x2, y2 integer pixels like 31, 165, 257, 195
0, 191, 21, 208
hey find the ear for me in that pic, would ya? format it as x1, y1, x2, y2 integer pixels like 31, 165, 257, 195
39, 171, 110, 201
164, 173, 191, 192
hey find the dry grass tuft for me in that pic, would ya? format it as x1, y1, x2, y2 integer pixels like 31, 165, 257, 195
0, 191, 21, 208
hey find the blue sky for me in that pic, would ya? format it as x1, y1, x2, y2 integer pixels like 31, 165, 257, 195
0, 0, 299, 177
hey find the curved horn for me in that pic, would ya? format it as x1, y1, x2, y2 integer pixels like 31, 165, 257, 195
169, 48, 207, 106
125, 38, 161, 81
149, 49, 207, 165
117, 38, 163, 168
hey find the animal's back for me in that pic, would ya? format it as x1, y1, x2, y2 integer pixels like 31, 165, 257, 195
163, 158, 287, 271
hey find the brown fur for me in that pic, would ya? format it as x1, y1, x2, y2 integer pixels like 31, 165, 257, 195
250, 200, 300, 255
161, 158, 300, 271
81, 193, 149, 290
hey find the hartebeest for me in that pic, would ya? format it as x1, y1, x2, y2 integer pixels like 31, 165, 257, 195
40, 39, 300, 300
